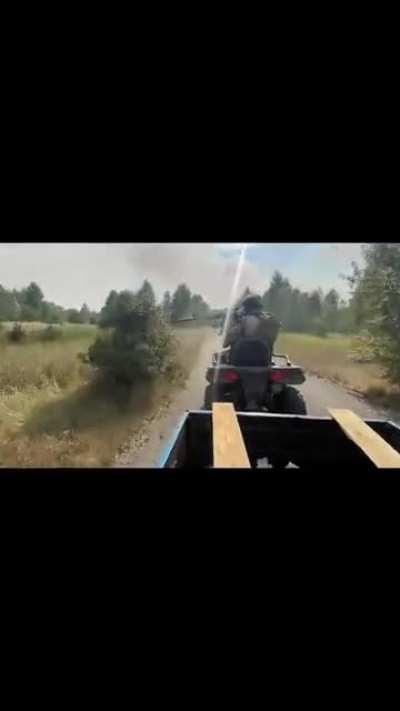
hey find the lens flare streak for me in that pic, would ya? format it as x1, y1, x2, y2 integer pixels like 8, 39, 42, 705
213, 244, 248, 385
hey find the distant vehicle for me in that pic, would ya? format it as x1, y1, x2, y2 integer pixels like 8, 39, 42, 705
171, 314, 195, 325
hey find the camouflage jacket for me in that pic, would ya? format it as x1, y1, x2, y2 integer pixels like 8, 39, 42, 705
223, 311, 281, 349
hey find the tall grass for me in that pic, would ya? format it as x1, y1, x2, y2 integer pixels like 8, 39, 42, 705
277, 332, 397, 403
0, 323, 211, 468
0, 331, 94, 393
0, 324, 97, 466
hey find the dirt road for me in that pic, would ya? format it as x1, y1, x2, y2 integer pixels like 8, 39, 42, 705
114, 329, 398, 468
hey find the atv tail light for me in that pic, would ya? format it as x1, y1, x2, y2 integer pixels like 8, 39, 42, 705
269, 369, 287, 383
220, 369, 240, 383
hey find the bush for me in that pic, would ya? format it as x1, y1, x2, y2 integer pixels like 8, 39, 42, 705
7, 323, 26, 343
349, 330, 377, 363
88, 305, 179, 385
38, 325, 63, 342
68, 309, 83, 324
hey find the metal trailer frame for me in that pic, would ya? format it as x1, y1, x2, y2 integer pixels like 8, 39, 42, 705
158, 410, 400, 469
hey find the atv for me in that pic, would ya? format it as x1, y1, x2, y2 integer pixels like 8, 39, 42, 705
203, 338, 307, 416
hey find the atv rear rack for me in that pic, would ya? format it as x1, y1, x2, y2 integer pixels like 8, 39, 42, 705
272, 353, 292, 366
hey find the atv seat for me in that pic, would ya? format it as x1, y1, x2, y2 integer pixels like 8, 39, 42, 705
230, 339, 271, 367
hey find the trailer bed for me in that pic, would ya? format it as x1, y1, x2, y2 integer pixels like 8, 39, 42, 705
159, 407, 400, 469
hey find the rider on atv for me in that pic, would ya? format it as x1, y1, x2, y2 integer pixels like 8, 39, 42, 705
205, 293, 306, 439
223, 294, 281, 366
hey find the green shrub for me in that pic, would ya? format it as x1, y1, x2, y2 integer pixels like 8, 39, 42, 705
349, 330, 377, 363
39, 325, 63, 342
8, 323, 26, 343
88, 306, 178, 385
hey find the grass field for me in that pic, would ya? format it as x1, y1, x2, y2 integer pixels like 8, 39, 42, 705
277, 332, 399, 408
0, 322, 209, 468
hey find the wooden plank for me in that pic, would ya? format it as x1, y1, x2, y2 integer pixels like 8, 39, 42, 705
212, 403, 251, 468
329, 409, 400, 469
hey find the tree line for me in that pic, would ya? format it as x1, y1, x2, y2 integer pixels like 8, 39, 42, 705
99, 281, 211, 327
222, 273, 353, 336
161, 285, 210, 322
342, 244, 400, 385
0, 273, 358, 337
259, 271, 353, 335
0, 269, 374, 339
0, 281, 98, 325
0, 279, 213, 327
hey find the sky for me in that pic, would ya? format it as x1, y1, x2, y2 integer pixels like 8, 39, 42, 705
0, 243, 365, 311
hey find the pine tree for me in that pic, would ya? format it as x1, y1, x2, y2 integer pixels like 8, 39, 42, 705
0, 285, 20, 321
22, 282, 44, 311
190, 294, 210, 320
99, 290, 119, 328
80, 303, 91, 323
136, 279, 156, 310
162, 291, 172, 321
171, 284, 192, 321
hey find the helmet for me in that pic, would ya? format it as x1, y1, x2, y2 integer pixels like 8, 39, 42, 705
241, 295, 263, 313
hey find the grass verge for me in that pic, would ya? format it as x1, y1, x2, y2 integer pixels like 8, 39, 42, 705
277, 332, 400, 408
